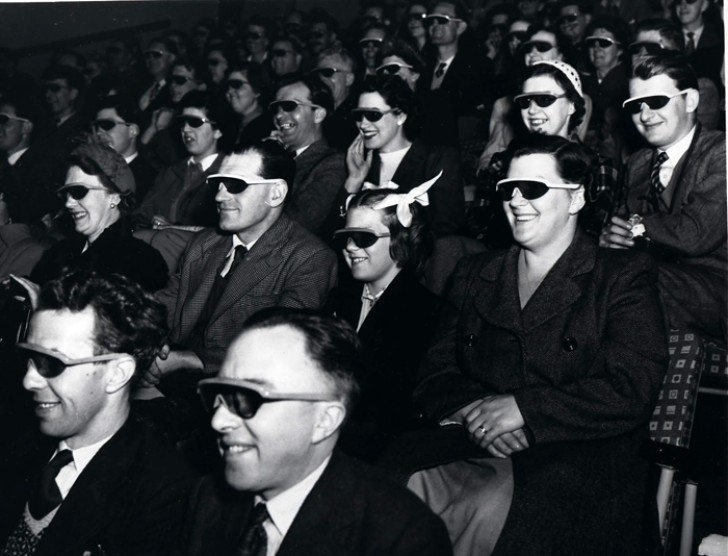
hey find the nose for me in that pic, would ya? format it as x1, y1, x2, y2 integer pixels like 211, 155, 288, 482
22, 362, 47, 392
509, 187, 528, 206
345, 237, 360, 251
527, 100, 538, 114
638, 103, 654, 122
214, 183, 230, 202
211, 403, 241, 432
64, 192, 76, 208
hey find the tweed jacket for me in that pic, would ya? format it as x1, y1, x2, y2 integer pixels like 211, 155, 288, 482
0, 415, 196, 556
172, 450, 453, 556
285, 139, 346, 238
413, 231, 667, 555
160, 213, 337, 372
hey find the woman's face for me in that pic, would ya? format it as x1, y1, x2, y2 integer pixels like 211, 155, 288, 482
360, 28, 386, 69
520, 75, 574, 138
524, 31, 562, 66
343, 207, 400, 292
356, 92, 406, 152
381, 55, 420, 90
64, 166, 120, 243
226, 70, 259, 115
407, 4, 428, 39
503, 154, 581, 252
170, 65, 197, 103
207, 50, 229, 84
587, 28, 622, 73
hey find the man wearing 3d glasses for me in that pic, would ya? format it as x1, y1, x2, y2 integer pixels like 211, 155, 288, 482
173, 308, 452, 556
600, 50, 726, 340
150, 141, 337, 396
0, 270, 194, 556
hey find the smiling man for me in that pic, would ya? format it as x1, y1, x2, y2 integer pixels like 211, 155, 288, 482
0, 270, 194, 556
600, 51, 726, 340
173, 309, 453, 556
151, 142, 337, 393
271, 75, 346, 237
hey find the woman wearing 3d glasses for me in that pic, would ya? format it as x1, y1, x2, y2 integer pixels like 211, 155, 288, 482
406, 134, 666, 556
329, 174, 440, 462
224, 61, 274, 153
14, 142, 167, 302
344, 74, 465, 236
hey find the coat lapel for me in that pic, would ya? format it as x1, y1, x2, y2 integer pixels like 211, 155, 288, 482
665, 124, 702, 211
180, 233, 230, 329
473, 248, 523, 333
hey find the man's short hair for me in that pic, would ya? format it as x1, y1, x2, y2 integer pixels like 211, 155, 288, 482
243, 308, 361, 411
433, 0, 470, 21
36, 270, 168, 378
171, 57, 205, 82
275, 74, 335, 117
240, 141, 296, 189
634, 18, 685, 51
309, 8, 340, 34
146, 36, 179, 56
179, 90, 224, 128
556, 0, 593, 15
96, 94, 140, 126
632, 49, 699, 91
41, 65, 85, 93
317, 46, 357, 74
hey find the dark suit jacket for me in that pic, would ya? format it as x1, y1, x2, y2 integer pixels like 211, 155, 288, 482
333, 271, 440, 461
159, 213, 337, 372
364, 140, 466, 236
689, 22, 725, 89
286, 139, 346, 238
132, 154, 224, 228
129, 152, 159, 205
413, 231, 667, 555
0, 415, 196, 556
620, 125, 726, 334
172, 450, 453, 556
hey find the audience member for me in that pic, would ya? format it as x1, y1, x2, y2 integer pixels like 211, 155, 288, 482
556, 0, 592, 69
172, 309, 453, 556
269, 36, 304, 79
0, 270, 195, 556
399, 2, 429, 54
378, 39, 425, 92
408, 135, 666, 555
307, 10, 340, 57
225, 62, 274, 152
138, 37, 176, 118
40, 65, 86, 156
244, 16, 271, 65
359, 23, 389, 80
673, 0, 724, 90
331, 179, 439, 461
600, 51, 726, 340
151, 142, 337, 388
271, 75, 346, 236
313, 47, 359, 148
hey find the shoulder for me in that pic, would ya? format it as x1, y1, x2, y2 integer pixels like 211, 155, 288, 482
592, 245, 657, 285
281, 217, 334, 254
694, 128, 726, 154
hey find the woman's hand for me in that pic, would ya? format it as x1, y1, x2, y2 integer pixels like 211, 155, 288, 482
481, 429, 530, 458
599, 216, 634, 249
463, 395, 526, 452
9, 274, 40, 310
344, 134, 372, 194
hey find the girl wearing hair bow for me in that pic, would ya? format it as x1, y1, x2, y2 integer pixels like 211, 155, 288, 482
330, 174, 441, 462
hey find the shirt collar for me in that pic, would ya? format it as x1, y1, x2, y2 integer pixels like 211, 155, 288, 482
436, 54, 456, 68
7, 147, 28, 165
57, 433, 114, 476
255, 455, 331, 540
188, 153, 218, 172
228, 233, 257, 254
661, 124, 696, 163
124, 152, 138, 164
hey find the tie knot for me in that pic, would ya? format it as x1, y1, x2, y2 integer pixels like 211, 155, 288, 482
655, 151, 668, 166
50, 449, 74, 470
250, 503, 269, 526
435, 62, 447, 78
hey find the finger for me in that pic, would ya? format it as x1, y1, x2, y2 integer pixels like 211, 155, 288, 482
610, 215, 632, 229
486, 443, 508, 458
604, 232, 634, 248
512, 429, 530, 448
491, 436, 513, 456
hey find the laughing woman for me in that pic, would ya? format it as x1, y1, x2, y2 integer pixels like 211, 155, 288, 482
344, 74, 465, 236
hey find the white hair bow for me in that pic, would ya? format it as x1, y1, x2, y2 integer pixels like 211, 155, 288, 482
372, 170, 443, 227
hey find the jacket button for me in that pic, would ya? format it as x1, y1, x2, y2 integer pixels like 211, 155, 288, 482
465, 334, 477, 347
562, 336, 578, 351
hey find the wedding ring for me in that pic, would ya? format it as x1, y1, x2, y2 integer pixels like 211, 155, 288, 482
478, 425, 488, 434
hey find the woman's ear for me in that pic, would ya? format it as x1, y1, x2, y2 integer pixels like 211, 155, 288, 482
568, 187, 586, 214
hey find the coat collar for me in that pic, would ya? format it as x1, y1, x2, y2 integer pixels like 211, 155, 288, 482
474, 230, 595, 332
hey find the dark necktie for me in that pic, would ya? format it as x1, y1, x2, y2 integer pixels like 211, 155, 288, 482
685, 32, 696, 56
434, 62, 447, 78
238, 503, 270, 556
28, 450, 73, 520
195, 245, 247, 335
649, 151, 669, 211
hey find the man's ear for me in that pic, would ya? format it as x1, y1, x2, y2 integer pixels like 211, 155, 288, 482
311, 401, 346, 443
313, 106, 327, 125
105, 356, 136, 394
213, 127, 223, 141
22, 120, 33, 137
685, 88, 700, 114
456, 20, 468, 37
267, 180, 288, 207
129, 123, 140, 139
68, 88, 79, 102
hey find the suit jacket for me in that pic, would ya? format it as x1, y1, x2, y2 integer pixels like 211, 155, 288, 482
364, 140, 465, 236
0, 415, 196, 556
689, 22, 724, 89
129, 152, 159, 205
413, 231, 667, 555
333, 271, 440, 461
286, 139, 346, 238
160, 213, 337, 372
172, 450, 452, 556
132, 154, 224, 228
621, 125, 726, 284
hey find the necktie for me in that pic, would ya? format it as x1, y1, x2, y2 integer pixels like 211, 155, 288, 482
28, 450, 74, 520
650, 151, 669, 195
238, 503, 270, 556
195, 244, 247, 337
434, 62, 447, 78
685, 32, 696, 56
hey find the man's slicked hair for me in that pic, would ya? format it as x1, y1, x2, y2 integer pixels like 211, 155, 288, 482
632, 49, 698, 91
242, 308, 361, 412
35, 270, 168, 381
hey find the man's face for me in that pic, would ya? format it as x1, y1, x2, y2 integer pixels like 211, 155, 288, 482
180, 106, 220, 159
270, 40, 301, 77
44, 78, 77, 117
211, 325, 338, 499
93, 107, 136, 157
106, 41, 130, 73
675, 0, 708, 27
559, 4, 588, 44
273, 82, 322, 151
170, 65, 198, 103
144, 41, 174, 79
0, 104, 30, 154
315, 54, 353, 105
215, 150, 276, 236
427, 2, 465, 47
22, 308, 113, 449
628, 74, 695, 150
246, 25, 269, 56
309, 22, 333, 55
631, 30, 668, 67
